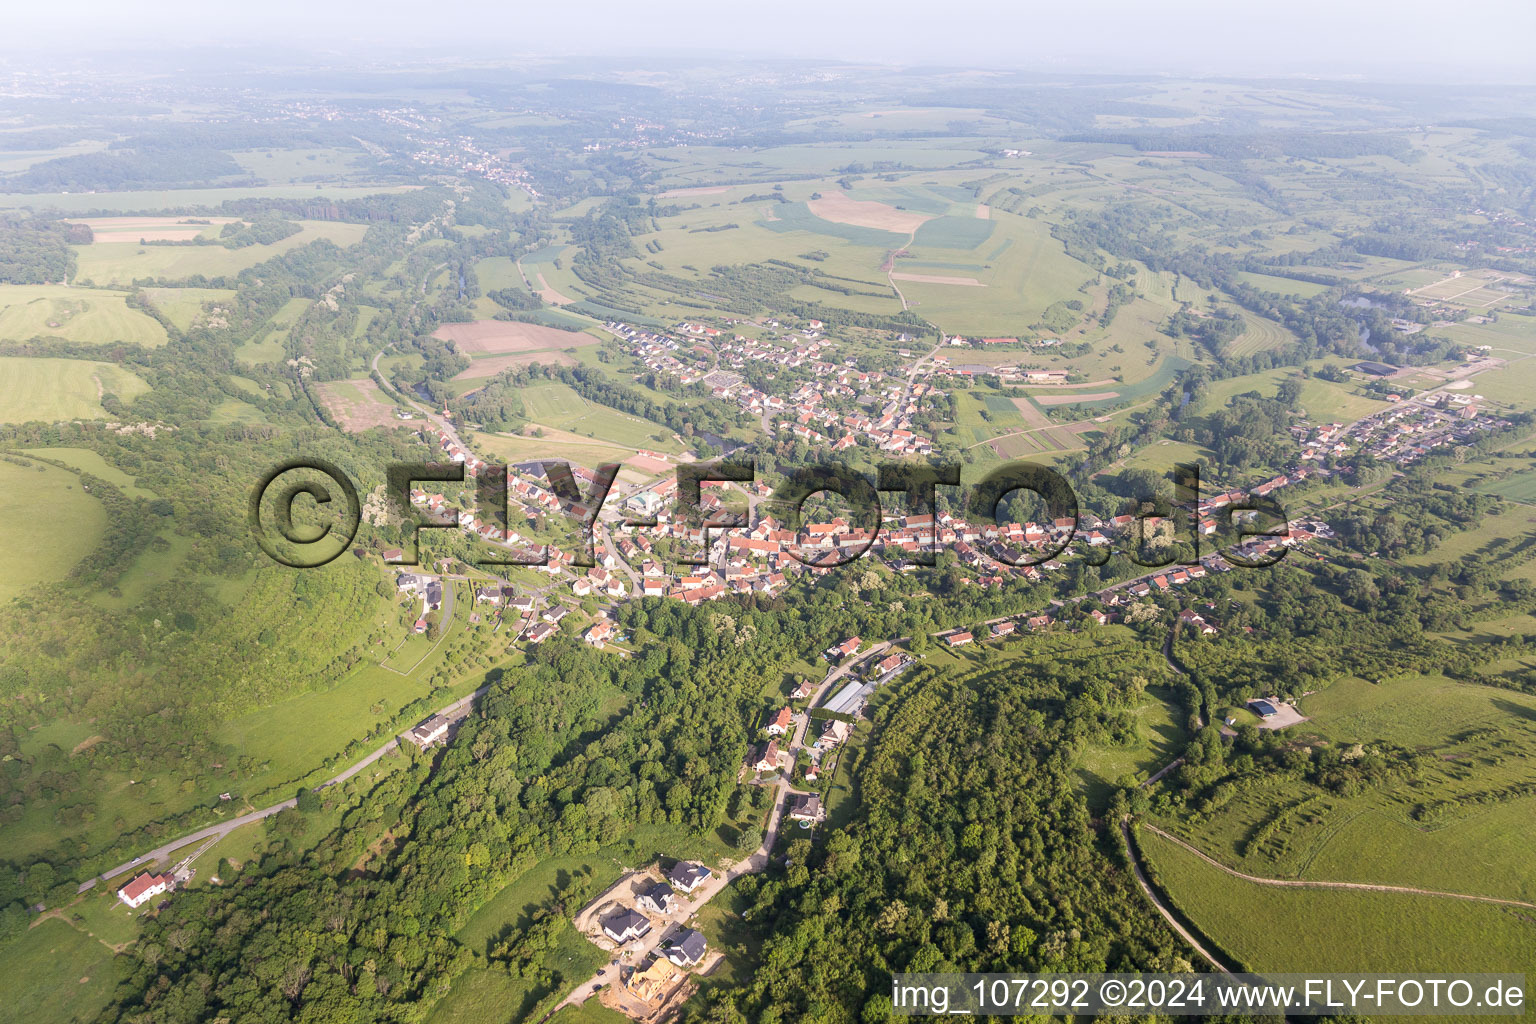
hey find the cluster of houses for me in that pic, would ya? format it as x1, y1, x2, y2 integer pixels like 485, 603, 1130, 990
1331, 396, 1508, 468
604, 319, 939, 455
596, 858, 716, 1008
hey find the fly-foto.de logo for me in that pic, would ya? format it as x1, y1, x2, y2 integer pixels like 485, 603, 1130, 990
249, 457, 1288, 571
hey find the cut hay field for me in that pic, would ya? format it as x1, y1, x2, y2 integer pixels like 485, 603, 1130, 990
0, 456, 107, 600
894, 212, 1100, 336
317, 377, 412, 433
64, 215, 235, 243
1138, 826, 1536, 974
1224, 309, 1297, 358
433, 320, 600, 355
807, 190, 932, 233
0, 284, 168, 347
478, 428, 656, 472
0, 355, 150, 421
73, 221, 370, 286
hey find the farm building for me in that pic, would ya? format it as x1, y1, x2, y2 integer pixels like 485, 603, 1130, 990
1248, 698, 1279, 719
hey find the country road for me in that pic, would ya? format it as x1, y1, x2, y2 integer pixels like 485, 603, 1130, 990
78, 682, 491, 894
1140, 823, 1536, 911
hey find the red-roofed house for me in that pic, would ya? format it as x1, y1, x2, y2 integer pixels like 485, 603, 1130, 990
118, 872, 172, 909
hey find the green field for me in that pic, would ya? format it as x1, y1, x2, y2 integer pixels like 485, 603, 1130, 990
0, 183, 422, 212
1154, 674, 1536, 906
1139, 827, 1536, 974
516, 382, 679, 451
1473, 468, 1536, 503
139, 286, 236, 331
20, 446, 156, 498
0, 918, 116, 1024
1224, 309, 1298, 358
0, 457, 107, 600
0, 356, 150, 422
1233, 271, 1332, 298
0, 284, 167, 347
73, 221, 370, 286
1076, 684, 1186, 802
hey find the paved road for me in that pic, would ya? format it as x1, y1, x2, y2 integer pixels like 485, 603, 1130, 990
78, 683, 491, 894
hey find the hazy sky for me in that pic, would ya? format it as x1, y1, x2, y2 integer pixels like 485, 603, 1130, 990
7, 0, 1536, 82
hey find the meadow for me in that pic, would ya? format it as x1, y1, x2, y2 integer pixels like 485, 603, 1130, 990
20, 446, 156, 498
73, 221, 370, 286
139, 286, 236, 331
0, 918, 116, 1024
1153, 675, 1536, 905
1138, 826, 1536, 974
1076, 685, 1185, 803
0, 183, 422, 212
512, 382, 681, 453
0, 284, 167, 347
0, 356, 150, 422
0, 457, 107, 600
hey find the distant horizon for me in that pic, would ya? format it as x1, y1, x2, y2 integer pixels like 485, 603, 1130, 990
3, 0, 1535, 85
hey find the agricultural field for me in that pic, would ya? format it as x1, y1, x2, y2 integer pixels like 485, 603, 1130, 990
0, 356, 150, 421
435, 320, 603, 385
0, 183, 423, 212
1233, 271, 1332, 298
230, 147, 370, 183
0, 284, 168, 347
63, 215, 234, 243
0, 457, 107, 601
19, 446, 156, 498
510, 382, 680, 453
316, 377, 413, 432
1472, 467, 1536, 503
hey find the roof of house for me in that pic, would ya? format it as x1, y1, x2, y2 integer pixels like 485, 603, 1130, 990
603, 908, 651, 938
667, 861, 712, 888
668, 928, 708, 963
119, 872, 169, 902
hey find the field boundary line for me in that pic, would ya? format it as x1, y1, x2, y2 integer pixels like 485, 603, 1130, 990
1143, 824, 1536, 910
